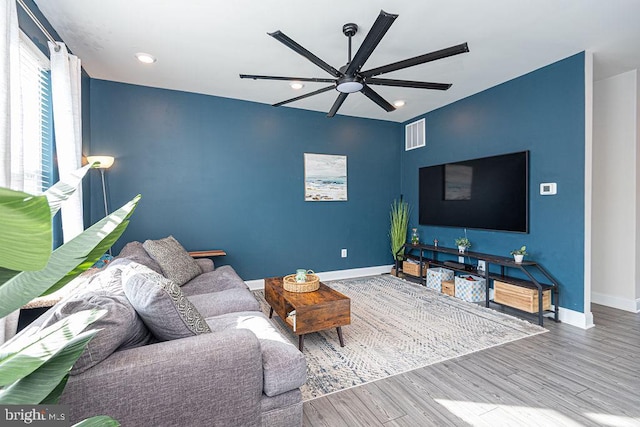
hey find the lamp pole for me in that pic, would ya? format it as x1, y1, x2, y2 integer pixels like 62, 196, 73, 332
87, 155, 115, 256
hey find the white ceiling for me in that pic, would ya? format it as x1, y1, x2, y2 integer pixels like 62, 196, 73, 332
34, 0, 640, 122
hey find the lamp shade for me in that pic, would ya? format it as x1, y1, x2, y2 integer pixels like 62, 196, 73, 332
87, 155, 115, 169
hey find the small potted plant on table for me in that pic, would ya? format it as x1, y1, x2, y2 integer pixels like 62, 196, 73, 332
455, 237, 471, 253
510, 245, 528, 263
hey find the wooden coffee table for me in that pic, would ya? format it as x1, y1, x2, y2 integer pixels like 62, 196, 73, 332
264, 277, 350, 351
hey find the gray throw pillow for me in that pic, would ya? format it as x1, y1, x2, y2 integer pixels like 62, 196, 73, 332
115, 241, 163, 274
142, 236, 202, 286
121, 263, 211, 341
42, 291, 148, 375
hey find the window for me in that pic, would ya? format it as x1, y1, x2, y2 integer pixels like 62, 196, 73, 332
16, 31, 53, 194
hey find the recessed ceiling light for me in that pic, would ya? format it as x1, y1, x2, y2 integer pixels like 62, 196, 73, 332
135, 53, 156, 64
393, 100, 406, 107
290, 82, 304, 90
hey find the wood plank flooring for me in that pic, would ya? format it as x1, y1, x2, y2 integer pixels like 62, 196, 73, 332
303, 304, 640, 426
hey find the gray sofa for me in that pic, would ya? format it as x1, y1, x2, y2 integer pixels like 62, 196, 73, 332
33, 238, 307, 426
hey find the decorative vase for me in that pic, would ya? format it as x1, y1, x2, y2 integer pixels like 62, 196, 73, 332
514, 254, 524, 263
411, 228, 420, 245
458, 245, 466, 254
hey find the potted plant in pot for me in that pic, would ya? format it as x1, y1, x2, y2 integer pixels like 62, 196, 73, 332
389, 199, 410, 273
455, 237, 471, 253
510, 245, 528, 263
0, 163, 139, 426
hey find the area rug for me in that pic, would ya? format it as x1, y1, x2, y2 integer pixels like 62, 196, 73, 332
253, 274, 546, 401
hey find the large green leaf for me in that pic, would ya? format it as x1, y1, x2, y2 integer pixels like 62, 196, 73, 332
40, 219, 130, 297
45, 163, 94, 217
0, 309, 105, 386
41, 375, 69, 404
0, 330, 97, 404
0, 188, 52, 271
0, 195, 140, 318
73, 416, 120, 427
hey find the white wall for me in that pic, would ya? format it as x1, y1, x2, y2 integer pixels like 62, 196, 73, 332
592, 69, 640, 312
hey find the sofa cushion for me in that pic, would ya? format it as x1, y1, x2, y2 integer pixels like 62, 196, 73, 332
188, 289, 260, 318
116, 241, 163, 274
122, 263, 211, 341
181, 265, 248, 296
143, 236, 202, 286
206, 311, 307, 397
42, 290, 150, 375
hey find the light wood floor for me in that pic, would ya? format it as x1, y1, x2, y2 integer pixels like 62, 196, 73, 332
303, 304, 640, 426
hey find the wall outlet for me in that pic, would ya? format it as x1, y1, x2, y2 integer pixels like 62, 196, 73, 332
458, 256, 464, 263
341, 248, 347, 258
478, 260, 486, 272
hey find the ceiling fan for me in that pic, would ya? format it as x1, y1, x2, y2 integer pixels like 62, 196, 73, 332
240, 10, 469, 118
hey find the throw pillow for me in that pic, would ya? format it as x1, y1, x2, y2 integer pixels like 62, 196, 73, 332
42, 291, 147, 375
116, 241, 163, 274
142, 236, 202, 286
121, 263, 211, 341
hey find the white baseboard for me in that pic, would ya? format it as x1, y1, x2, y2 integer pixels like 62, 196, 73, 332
245, 265, 394, 291
591, 291, 640, 313
246, 266, 596, 329
547, 306, 594, 329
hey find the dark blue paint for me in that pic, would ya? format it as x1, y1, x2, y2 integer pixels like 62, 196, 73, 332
401, 53, 585, 312
89, 80, 401, 279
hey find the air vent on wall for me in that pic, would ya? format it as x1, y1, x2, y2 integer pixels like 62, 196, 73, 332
405, 118, 425, 151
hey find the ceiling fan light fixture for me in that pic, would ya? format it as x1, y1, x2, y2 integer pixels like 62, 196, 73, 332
290, 82, 304, 90
393, 100, 406, 107
336, 77, 363, 93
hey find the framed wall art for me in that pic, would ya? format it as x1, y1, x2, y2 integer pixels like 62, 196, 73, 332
304, 153, 347, 201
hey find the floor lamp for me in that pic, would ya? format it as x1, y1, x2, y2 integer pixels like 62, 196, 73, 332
87, 155, 115, 255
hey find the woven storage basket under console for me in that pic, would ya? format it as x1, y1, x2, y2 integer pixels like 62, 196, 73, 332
494, 280, 551, 313
402, 261, 426, 277
283, 274, 320, 293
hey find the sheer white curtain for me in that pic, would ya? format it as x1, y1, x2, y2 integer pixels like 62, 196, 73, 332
0, 0, 22, 189
48, 41, 83, 242
0, 0, 22, 344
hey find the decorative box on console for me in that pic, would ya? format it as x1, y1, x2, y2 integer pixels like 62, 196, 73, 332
426, 268, 454, 292
402, 261, 426, 277
441, 280, 455, 296
494, 280, 551, 313
454, 274, 486, 302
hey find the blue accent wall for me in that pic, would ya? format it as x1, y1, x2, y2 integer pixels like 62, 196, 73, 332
401, 53, 585, 312
89, 80, 401, 280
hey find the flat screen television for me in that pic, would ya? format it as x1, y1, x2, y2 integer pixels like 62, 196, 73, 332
419, 151, 529, 233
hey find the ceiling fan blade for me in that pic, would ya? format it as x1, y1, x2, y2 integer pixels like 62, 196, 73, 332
269, 31, 342, 78
345, 10, 398, 76
327, 93, 349, 117
366, 77, 451, 90
361, 42, 469, 78
240, 74, 336, 83
272, 85, 335, 107
361, 85, 395, 112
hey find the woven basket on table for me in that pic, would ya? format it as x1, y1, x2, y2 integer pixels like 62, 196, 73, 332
283, 274, 320, 293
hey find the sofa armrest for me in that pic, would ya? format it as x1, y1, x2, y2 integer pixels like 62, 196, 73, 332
61, 329, 263, 427
195, 257, 214, 272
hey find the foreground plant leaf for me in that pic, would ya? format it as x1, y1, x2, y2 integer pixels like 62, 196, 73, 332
0, 195, 140, 318
0, 188, 52, 272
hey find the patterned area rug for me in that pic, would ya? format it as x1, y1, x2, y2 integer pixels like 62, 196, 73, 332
253, 274, 546, 401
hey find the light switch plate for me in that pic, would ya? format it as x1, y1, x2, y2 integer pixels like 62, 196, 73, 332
540, 182, 557, 195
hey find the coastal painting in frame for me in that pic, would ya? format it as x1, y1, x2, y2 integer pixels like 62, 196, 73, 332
304, 153, 347, 201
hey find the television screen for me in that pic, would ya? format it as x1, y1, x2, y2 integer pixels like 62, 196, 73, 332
419, 151, 529, 232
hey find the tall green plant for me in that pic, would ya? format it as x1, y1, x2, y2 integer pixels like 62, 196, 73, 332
389, 199, 411, 261
0, 163, 140, 426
